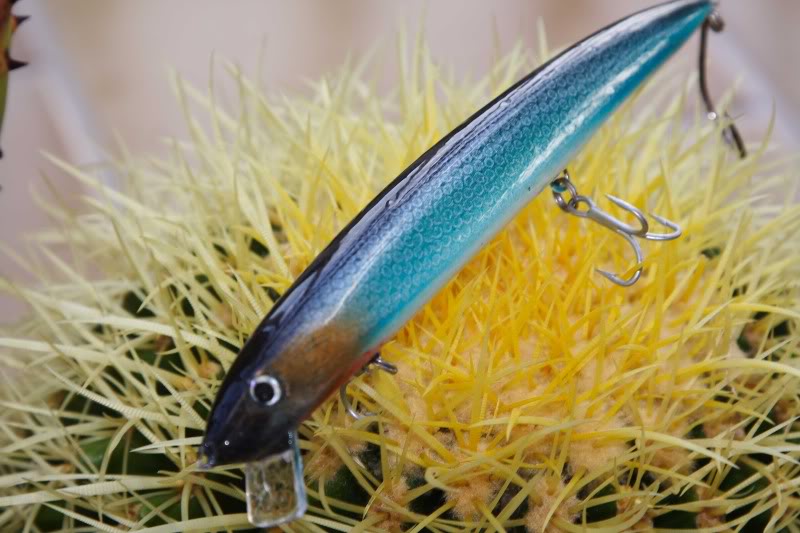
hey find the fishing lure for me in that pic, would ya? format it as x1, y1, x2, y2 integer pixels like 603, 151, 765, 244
200, 0, 746, 526
0, 0, 27, 159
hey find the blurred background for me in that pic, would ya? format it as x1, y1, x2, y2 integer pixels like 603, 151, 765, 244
1, 0, 798, 322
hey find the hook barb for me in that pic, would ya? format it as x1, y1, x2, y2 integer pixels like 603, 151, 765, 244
604, 195, 682, 241
643, 213, 682, 241
595, 230, 643, 287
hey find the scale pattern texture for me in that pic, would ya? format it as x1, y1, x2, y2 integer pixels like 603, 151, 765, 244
306, 0, 713, 349
201, 0, 712, 468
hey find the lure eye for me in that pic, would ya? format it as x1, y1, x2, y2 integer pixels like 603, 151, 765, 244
249, 375, 282, 407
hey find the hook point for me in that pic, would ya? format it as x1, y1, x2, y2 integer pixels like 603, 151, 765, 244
644, 213, 682, 241
596, 266, 641, 287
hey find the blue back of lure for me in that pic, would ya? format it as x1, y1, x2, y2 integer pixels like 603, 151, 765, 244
202, 0, 712, 467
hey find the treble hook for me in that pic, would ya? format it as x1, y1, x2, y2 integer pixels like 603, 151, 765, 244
699, 10, 747, 159
339, 353, 397, 420
551, 169, 682, 287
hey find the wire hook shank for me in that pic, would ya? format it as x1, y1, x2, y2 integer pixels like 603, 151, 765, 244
699, 10, 747, 159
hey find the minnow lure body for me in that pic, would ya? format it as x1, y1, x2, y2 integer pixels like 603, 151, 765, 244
0, 0, 26, 159
202, 0, 716, 469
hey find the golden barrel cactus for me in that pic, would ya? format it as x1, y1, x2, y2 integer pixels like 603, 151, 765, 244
1, 39, 799, 532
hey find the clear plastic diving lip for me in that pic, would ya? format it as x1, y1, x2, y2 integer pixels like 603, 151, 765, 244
245, 430, 307, 527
